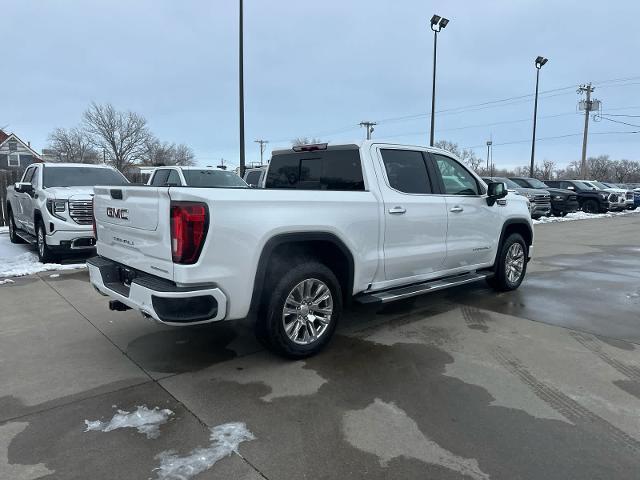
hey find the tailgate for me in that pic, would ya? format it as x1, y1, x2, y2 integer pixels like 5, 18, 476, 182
93, 185, 174, 280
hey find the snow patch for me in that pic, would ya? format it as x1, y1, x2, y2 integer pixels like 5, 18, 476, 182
84, 406, 174, 439
0, 226, 8, 234
0, 234, 85, 278
533, 209, 639, 225
0, 278, 15, 285
49, 273, 60, 278
153, 422, 255, 480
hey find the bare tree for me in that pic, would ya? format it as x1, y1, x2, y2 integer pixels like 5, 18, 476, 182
611, 159, 637, 183
434, 140, 483, 171
587, 155, 612, 181
48, 127, 98, 163
142, 138, 195, 166
291, 137, 322, 146
83, 102, 151, 171
173, 143, 195, 166
541, 159, 556, 180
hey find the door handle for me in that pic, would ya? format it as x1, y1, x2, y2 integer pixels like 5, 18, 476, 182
388, 206, 406, 214
450, 206, 464, 213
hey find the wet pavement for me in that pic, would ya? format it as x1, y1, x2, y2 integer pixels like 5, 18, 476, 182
1, 213, 640, 479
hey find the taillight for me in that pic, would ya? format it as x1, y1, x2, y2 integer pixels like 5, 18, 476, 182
170, 202, 208, 264
92, 196, 97, 239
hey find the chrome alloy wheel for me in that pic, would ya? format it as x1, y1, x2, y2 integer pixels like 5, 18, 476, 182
282, 278, 333, 345
37, 228, 45, 257
505, 242, 525, 284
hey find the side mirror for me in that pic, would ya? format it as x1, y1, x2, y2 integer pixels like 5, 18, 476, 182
486, 181, 507, 206
15, 182, 33, 194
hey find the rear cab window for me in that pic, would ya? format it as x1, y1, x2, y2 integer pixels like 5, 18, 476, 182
265, 146, 365, 191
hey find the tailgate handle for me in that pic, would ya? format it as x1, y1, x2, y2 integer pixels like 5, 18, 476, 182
110, 189, 123, 200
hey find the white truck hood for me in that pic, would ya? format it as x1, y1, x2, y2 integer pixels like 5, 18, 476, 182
45, 186, 95, 200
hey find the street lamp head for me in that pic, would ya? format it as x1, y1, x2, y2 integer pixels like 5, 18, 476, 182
439, 17, 449, 29
430, 14, 441, 26
535, 56, 548, 69
430, 14, 449, 31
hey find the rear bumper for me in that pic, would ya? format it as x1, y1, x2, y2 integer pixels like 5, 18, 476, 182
88, 256, 227, 326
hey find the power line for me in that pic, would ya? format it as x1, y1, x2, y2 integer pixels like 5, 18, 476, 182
595, 116, 640, 128
463, 130, 639, 150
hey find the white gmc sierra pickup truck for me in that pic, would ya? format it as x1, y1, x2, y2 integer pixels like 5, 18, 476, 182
6, 162, 128, 262
89, 142, 533, 358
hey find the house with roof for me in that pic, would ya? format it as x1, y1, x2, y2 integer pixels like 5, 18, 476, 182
0, 129, 42, 170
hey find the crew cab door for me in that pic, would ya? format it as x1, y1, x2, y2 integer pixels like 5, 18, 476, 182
430, 153, 502, 269
15, 166, 36, 229
374, 147, 448, 283
22, 164, 40, 232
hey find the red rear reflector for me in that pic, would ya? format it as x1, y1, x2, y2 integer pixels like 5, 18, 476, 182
170, 202, 208, 264
292, 143, 328, 152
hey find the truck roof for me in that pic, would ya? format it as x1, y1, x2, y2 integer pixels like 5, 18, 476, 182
42, 162, 116, 169
270, 140, 465, 161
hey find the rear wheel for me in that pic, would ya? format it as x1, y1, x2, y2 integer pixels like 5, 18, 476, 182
257, 261, 342, 358
36, 220, 56, 263
582, 199, 599, 214
488, 233, 527, 292
8, 210, 25, 244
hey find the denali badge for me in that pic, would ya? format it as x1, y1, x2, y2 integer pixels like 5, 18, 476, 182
106, 207, 129, 220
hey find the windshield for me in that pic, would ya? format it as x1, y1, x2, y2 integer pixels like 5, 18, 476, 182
591, 181, 609, 190
573, 181, 594, 190
43, 167, 128, 187
182, 170, 248, 188
526, 178, 549, 189
492, 177, 522, 189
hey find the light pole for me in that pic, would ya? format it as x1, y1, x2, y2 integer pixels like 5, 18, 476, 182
239, 0, 246, 177
529, 56, 548, 177
429, 14, 449, 147
486, 140, 492, 173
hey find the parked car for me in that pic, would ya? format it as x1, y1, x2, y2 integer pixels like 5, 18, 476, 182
148, 166, 248, 188
579, 180, 630, 211
89, 141, 533, 358
544, 180, 612, 213
509, 177, 579, 217
482, 176, 551, 219
243, 166, 268, 188
5, 163, 128, 262
599, 182, 636, 210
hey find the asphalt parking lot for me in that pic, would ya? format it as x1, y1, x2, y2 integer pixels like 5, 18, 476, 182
1, 214, 640, 480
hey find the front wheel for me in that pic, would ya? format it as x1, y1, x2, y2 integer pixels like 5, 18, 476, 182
36, 221, 56, 263
257, 261, 342, 359
582, 199, 599, 214
488, 233, 527, 292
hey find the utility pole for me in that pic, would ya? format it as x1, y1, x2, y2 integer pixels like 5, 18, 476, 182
578, 83, 596, 179
359, 121, 376, 140
238, 0, 246, 177
254, 139, 269, 165
486, 140, 492, 174
429, 15, 450, 147
530, 56, 548, 177
217, 158, 227, 170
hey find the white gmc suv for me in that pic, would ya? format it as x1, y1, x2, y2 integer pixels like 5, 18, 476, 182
6, 163, 128, 262
89, 142, 533, 358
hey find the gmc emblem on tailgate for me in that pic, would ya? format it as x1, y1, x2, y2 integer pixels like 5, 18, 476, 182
106, 207, 129, 220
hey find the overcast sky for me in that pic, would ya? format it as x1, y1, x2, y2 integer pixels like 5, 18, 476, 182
2, 0, 639, 169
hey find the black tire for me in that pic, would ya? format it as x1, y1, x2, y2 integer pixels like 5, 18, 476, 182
256, 260, 342, 359
488, 233, 527, 292
36, 220, 56, 263
582, 199, 599, 214
8, 210, 25, 244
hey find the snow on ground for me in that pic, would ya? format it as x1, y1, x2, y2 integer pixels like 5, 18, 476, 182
533, 209, 639, 225
153, 422, 255, 480
84, 406, 174, 439
0, 231, 86, 278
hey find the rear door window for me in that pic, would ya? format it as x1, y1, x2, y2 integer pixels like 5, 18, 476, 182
150, 169, 169, 186
166, 170, 181, 186
380, 149, 432, 194
245, 170, 262, 186
265, 148, 364, 191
